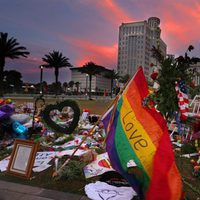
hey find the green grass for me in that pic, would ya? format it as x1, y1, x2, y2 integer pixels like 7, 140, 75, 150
12, 97, 113, 115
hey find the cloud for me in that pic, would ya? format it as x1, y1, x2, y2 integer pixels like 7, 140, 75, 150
62, 35, 118, 68
6, 55, 43, 76
154, 0, 200, 54
15, 55, 41, 67
83, 0, 132, 25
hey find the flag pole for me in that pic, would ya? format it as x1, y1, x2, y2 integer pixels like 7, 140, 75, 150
52, 115, 104, 177
102, 78, 131, 147
52, 80, 130, 177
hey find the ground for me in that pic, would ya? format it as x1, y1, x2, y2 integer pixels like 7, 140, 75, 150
175, 152, 200, 199
0, 97, 200, 199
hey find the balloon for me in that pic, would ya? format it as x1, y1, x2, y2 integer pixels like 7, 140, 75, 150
0, 104, 15, 119
12, 121, 28, 139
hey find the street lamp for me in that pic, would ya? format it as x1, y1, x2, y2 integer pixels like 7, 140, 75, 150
86, 74, 89, 96
39, 65, 44, 95
3, 75, 7, 94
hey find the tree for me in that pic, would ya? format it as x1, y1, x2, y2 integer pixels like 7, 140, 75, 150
42, 51, 72, 95
3, 70, 23, 93
48, 82, 62, 94
0, 32, 29, 96
43, 81, 48, 94
63, 82, 68, 93
119, 74, 130, 84
68, 81, 74, 92
75, 82, 80, 94
104, 69, 119, 98
150, 45, 197, 121
78, 62, 105, 100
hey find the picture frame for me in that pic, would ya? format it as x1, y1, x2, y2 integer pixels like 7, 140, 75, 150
7, 139, 39, 179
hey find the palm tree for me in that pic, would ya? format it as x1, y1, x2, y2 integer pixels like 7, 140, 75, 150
78, 62, 105, 100
68, 80, 74, 92
75, 82, 80, 94
104, 69, 119, 98
63, 82, 68, 93
0, 32, 29, 96
42, 51, 72, 95
119, 74, 130, 84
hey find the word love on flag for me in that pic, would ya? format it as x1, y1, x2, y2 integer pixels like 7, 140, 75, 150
122, 110, 148, 150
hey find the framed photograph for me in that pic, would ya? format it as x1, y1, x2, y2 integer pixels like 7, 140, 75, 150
7, 139, 39, 179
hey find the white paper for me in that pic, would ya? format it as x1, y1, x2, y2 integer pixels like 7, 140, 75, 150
180, 153, 199, 158
52, 137, 82, 149
13, 145, 31, 171
0, 156, 10, 172
55, 149, 89, 157
34, 157, 53, 167
35, 151, 56, 159
34, 151, 55, 167
84, 152, 114, 179
85, 181, 137, 200
127, 160, 137, 168
172, 142, 183, 147
32, 164, 51, 172
80, 111, 89, 121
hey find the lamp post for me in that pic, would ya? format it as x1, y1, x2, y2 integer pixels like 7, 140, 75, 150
86, 74, 88, 96
3, 75, 7, 94
39, 65, 44, 95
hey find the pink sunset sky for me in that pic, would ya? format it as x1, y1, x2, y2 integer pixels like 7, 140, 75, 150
1, 0, 200, 83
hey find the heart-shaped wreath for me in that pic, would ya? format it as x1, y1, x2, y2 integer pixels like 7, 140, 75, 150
42, 100, 80, 134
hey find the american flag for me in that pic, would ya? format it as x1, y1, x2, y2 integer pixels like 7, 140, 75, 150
175, 80, 189, 121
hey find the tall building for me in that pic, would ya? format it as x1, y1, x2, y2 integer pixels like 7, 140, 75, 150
117, 17, 167, 78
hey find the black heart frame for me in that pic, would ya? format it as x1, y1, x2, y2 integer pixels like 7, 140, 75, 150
42, 100, 80, 134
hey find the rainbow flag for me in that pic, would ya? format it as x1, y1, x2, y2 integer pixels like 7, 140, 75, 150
102, 67, 182, 199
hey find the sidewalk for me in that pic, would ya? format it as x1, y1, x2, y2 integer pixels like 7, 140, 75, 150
0, 180, 90, 200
